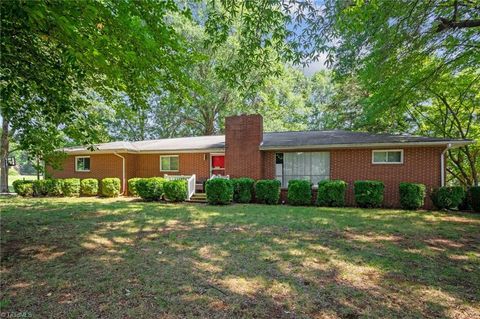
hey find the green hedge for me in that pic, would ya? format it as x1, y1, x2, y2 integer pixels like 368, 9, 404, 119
62, 178, 81, 196
127, 178, 141, 197
45, 179, 63, 196
255, 179, 281, 205
399, 182, 426, 210
431, 186, 465, 210
13, 180, 34, 197
32, 180, 48, 197
354, 180, 384, 208
205, 178, 233, 205
101, 178, 121, 197
163, 180, 187, 202
80, 178, 98, 196
470, 186, 480, 213
136, 177, 165, 201
231, 178, 255, 203
287, 180, 312, 206
317, 180, 347, 207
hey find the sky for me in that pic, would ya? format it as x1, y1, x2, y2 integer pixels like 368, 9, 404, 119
300, 52, 330, 76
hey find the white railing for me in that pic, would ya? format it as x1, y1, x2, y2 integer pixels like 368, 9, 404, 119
164, 174, 196, 200
210, 174, 230, 180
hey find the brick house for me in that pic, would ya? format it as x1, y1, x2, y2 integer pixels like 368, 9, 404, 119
48, 114, 471, 208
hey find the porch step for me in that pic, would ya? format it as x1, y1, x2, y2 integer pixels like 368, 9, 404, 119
187, 193, 207, 203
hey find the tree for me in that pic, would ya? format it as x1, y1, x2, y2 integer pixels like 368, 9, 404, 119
0, 0, 193, 191
407, 69, 479, 186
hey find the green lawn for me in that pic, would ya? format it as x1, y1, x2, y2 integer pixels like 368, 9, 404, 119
1, 197, 479, 318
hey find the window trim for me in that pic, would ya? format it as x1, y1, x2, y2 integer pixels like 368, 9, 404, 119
160, 155, 179, 172
75, 156, 91, 172
372, 149, 404, 164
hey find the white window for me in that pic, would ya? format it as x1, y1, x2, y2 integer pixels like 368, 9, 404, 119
372, 150, 403, 164
75, 156, 90, 172
160, 155, 179, 172
275, 152, 330, 187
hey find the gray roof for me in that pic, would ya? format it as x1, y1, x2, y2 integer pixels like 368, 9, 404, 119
63, 130, 471, 154
64, 135, 225, 153
260, 130, 472, 149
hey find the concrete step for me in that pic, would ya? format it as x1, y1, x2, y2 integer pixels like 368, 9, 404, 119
186, 199, 207, 203
187, 193, 207, 203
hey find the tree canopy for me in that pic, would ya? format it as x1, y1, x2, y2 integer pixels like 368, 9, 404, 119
1, 0, 478, 190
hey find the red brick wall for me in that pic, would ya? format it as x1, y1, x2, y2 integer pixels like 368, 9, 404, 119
225, 114, 264, 179
134, 153, 210, 181
49, 152, 212, 194
48, 154, 124, 180
331, 147, 443, 208
263, 147, 444, 208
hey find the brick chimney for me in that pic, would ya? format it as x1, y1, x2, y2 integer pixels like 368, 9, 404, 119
225, 114, 264, 179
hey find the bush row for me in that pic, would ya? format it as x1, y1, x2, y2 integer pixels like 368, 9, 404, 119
127, 177, 187, 202
202, 178, 477, 211
13, 178, 120, 197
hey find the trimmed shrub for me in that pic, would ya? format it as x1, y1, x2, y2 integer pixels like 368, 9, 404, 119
399, 182, 426, 210
431, 186, 465, 210
458, 188, 472, 211
127, 178, 141, 197
136, 177, 165, 201
163, 180, 187, 202
205, 178, 233, 205
80, 178, 98, 196
101, 178, 121, 197
32, 180, 48, 197
12, 180, 34, 197
62, 178, 81, 197
255, 179, 281, 205
287, 180, 312, 206
354, 180, 384, 208
45, 179, 63, 196
317, 180, 347, 207
231, 178, 255, 203
470, 186, 480, 213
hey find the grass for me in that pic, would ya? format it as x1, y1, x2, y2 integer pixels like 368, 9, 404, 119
0, 197, 479, 318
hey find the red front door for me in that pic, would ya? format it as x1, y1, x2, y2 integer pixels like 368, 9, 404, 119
211, 155, 225, 176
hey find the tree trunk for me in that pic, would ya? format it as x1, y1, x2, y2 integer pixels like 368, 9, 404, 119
0, 116, 9, 193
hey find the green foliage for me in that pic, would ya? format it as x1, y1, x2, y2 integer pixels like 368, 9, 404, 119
0, 0, 193, 181
354, 181, 384, 208
45, 179, 63, 196
317, 180, 347, 207
127, 178, 141, 197
399, 183, 426, 210
470, 187, 480, 213
163, 180, 187, 202
205, 178, 233, 205
12, 180, 33, 197
231, 178, 255, 203
431, 187, 466, 210
287, 180, 312, 206
80, 179, 98, 196
8, 168, 19, 176
62, 178, 80, 197
255, 179, 281, 205
136, 178, 165, 201
101, 178, 121, 198
32, 180, 48, 197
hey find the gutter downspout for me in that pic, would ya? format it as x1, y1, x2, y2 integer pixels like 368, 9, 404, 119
114, 153, 126, 195
441, 143, 452, 187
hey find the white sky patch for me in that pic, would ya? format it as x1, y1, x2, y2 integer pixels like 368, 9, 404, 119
299, 52, 330, 77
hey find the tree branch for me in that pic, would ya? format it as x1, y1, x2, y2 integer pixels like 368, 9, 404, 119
436, 17, 480, 32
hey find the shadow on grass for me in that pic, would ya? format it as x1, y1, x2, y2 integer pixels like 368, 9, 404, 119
1, 197, 479, 318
